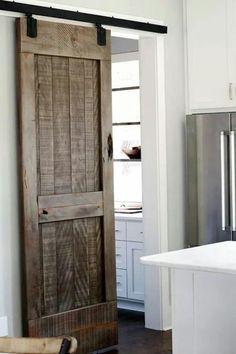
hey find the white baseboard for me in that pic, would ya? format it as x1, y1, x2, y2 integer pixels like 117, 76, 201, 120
117, 299, 144, 312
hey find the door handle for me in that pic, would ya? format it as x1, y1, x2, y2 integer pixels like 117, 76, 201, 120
220, 131, 230, 231
230, 132, 236, 231
107, 133, 113, 160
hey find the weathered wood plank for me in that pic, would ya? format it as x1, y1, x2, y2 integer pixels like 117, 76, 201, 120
69, 58, 90, 309
100, 60, 116, 301
92, 60, 103, 301
42, 223, 57, 315
73, 219, 89, 308
16, 18, 111, 60
18, 52, 41, 320
85, 60, 95, 193
0, 337, 77, 354
35, 55, 40, 195
93, 60, 101, 191
87, 218, 98, 304
95, 217, 104, 301
69, 58, 86, 194
39, 202, 104, 223
56, 221, 74, 312
28, 302, 118, 354
36, 55, 57, 316
37, 55, 54, 196
38, 191, 103, 209
52, 56, 71, 195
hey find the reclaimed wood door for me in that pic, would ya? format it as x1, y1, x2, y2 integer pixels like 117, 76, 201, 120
16, 18, 117, 353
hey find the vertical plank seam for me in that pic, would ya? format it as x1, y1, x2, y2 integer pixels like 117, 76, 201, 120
93, 60, 101, 302
83, 60, 90, 302
51, 56, 59, 312
68, 57, 75, 309
35, 54, 44, 316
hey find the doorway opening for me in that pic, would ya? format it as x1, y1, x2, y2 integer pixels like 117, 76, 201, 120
111, 36, 144, 317
110, 29, 171, 332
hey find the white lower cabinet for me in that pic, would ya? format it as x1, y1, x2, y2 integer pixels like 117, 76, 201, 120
127, 241, 144, 301
115, 216, 144, 306
116, 269, 127, 298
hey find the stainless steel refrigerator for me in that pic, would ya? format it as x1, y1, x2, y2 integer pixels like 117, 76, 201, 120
186, 113, 236, 246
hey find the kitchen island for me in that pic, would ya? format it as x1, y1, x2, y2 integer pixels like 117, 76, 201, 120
141, 241, 236, 354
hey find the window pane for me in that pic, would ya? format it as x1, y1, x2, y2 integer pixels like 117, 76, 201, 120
114, 162, 142, 203
112, 60, 139, 88
113, 125, 141, 159
112, 89, 140, 123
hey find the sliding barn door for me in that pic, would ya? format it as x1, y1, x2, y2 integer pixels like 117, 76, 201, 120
17, 18, 117, 353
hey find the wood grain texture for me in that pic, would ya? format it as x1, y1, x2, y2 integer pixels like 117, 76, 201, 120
37, 55, 54, 196
36, 54, 57, 316
69, 58, 86, 194
0, 337, 77, 354
52, 56, 71, 195
38, 191, 103, 209
39, 203, 104, 223
16, 18, 111, 60
17, 18, 117, 351
28, 302, 118, 354
18, 52, 41, 320
56, 221, 74, 312
93, 61, 103, 300
93, 60, 101, 191
42, 223, 57, 315
73, 219, 89, 308
100, 60, 116, 301
85, 60, 95, 192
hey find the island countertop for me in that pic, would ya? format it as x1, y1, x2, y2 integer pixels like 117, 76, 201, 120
141, 241, 236, 275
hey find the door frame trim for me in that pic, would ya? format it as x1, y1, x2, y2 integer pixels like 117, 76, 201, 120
111, 35, 170, 329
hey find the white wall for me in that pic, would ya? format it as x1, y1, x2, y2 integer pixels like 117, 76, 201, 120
0, 0, 185, 335
0, 16, 22, 335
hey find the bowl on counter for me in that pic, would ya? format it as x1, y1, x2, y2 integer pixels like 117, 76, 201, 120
122, 146, 141, 159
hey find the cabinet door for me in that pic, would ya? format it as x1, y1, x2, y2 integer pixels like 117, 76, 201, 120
115, 241, 127, 269
127, 221, 144, 242
227, 0, 236, 88
115, 220, 126, 240
186, 0, 234, 110
127, 242, 144, 301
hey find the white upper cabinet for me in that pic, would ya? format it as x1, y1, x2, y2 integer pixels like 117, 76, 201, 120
185, 0, 236, 111
227, 0, 236, 87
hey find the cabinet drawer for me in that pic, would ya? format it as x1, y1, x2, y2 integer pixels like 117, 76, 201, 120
115, 240, 127, 269
115, 220, 126, 240
127, 221, 144, 242
116, 269, 127, 298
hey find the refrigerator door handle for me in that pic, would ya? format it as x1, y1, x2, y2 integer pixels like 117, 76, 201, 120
230, 131, 236, 231
220, 131, 230, 231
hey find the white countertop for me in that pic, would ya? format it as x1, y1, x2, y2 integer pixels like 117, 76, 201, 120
115, 212, 143, 221
141, 241, 236, 275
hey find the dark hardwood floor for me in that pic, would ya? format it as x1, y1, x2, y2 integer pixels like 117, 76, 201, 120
99, 309, 172, 354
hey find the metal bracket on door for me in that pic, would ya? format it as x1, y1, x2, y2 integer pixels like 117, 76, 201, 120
96, 24, 106, 46
26, 14, 37, 38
